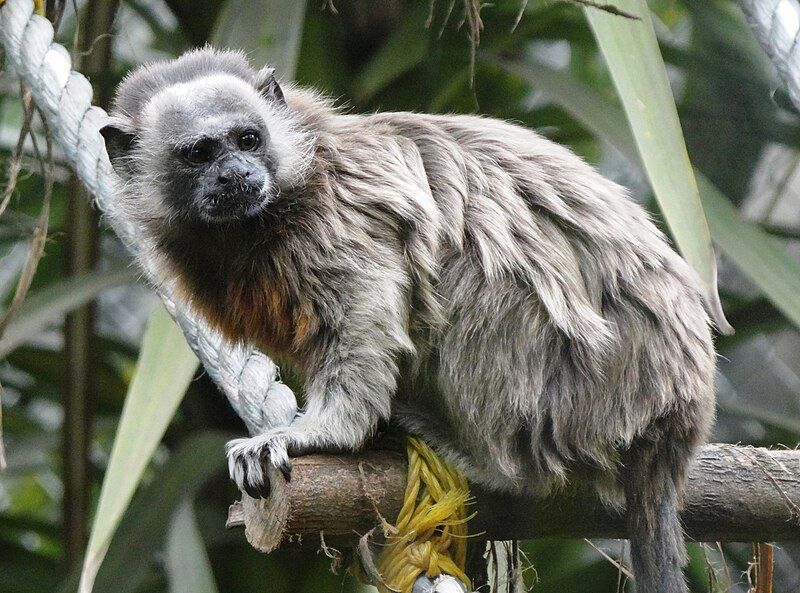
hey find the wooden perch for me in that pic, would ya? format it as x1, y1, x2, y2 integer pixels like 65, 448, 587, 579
226, 444, 800, 552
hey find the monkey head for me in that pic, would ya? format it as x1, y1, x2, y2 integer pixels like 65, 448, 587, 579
100, 52, 312, 228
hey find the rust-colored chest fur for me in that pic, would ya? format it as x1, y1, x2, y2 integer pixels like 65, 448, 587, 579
182, 276, 317, 368
161, 220, 319, 373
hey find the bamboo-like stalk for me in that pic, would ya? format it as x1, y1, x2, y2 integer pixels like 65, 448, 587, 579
61, 0, 118, 570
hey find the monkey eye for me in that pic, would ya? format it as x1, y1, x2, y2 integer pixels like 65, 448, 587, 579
237, 130, 260, 151
185, 139, 214, 164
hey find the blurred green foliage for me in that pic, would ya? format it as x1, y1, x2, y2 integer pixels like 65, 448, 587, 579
1, 1, 800, 592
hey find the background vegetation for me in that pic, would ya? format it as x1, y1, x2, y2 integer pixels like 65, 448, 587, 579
1, 0, 799, 591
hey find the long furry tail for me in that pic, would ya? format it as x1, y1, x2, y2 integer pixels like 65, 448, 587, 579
624, 433, 692, 593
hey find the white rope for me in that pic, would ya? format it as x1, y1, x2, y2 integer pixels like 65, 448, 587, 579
738, 0, 800, 111
0, 0, 297, 436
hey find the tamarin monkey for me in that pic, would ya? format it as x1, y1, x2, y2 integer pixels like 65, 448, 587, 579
102, 48, 716, 593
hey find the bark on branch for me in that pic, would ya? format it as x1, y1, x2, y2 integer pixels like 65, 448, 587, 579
226, 444, 800, 552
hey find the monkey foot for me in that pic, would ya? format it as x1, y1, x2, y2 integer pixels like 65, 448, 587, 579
226, 433, 293, 499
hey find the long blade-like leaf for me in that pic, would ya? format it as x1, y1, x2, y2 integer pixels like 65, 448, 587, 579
585, 0, 732, 334
697, 175, 800, 329
166, 500, 219, 593
0, 268, 138, 359
494, 58, 800, 331
59, 432, 229, 593
78, 305, 199, 593
211, 0, 306, 79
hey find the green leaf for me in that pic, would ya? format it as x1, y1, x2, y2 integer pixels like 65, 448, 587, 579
166, 500, 219, 593
126, 0, 190, 55
78, 305, 200, 593
353, 3, 431, 101
718, 399, 800, 437
0, 268, 138, 359
493, 58, 800, 332
585, 0, 731, 334
95, 432, 228, 593
493, 59, 633, 157
59, 432, 230, 593
0, 543, 60, 592
211, 0, 307, 80
8, 343, 131, 410
697, 176, 800, 330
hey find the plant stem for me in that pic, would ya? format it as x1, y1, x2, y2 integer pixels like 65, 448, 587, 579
61, 0, 118, 571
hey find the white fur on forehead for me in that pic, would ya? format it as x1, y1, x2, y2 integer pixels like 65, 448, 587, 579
141, 73, 314, 188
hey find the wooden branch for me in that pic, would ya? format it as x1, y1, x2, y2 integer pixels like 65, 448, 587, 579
226, 444, 800, 552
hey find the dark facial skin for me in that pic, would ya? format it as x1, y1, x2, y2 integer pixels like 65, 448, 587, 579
159, 103, 278, 223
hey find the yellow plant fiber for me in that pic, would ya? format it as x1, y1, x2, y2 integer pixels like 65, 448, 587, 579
372, 436, 474, 593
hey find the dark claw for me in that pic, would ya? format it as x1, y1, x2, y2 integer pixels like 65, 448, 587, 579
252, 476, 271, 499
279, 460, 293, 482
239, 455, 272, 499
230, 444, 291, 499
242, 479, 266, 499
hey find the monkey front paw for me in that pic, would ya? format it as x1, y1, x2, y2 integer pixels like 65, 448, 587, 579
226, 432, 293, 499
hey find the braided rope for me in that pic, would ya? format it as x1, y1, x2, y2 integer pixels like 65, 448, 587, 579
738, 0, 800, 111
0, 0, 296, 436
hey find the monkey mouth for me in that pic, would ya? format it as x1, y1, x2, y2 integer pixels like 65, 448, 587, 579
199, 187, 273, 222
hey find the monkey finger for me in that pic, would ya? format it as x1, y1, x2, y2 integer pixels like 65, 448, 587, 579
267, 438, 292, 482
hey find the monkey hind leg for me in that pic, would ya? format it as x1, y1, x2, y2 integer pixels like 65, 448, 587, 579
623, 426, 695, 593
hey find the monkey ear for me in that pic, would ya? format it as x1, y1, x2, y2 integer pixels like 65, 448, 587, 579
100, 117, 137, 177
253, 66, 286, 104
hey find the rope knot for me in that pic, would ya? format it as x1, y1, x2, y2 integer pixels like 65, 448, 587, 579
364, 437, 474, 593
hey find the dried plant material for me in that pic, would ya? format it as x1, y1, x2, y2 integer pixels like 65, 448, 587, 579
0, 82, 34, 474
715, 542, 733, 593
700, 543, 720, 593
0, 108, 54, 338
752, 543, 774, 593
564, 0, 637, 19
584, 539, 634, 581
463, 0, 483, 85
746, 545, 757, 592
614, 541, 628, 593
512, 0, 528, 32
425, 0, 638, 87
485, 541, 536, 593
318, 531, 345, 574
0, 91, 55, 474
746, 543, 775, 593
427, 0, 457, 39
513, 1, 637, 32
427, 0, 436, 27
517, 545, 538, 590
0, 87, 36, 218
357, 526, 401, 593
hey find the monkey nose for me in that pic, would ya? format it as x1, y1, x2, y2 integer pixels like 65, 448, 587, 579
218, 169, 251, 185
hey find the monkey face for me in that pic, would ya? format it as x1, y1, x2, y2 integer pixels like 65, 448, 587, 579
101, 70, 308, 227
164, 118, 277, 223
